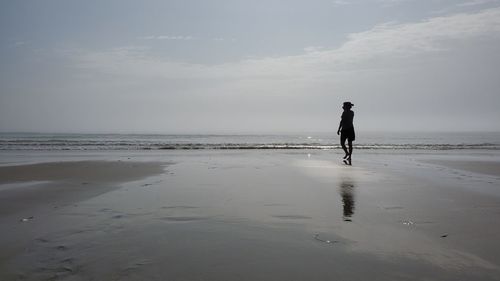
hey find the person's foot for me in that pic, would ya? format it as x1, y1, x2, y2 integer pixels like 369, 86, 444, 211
343, 154, 349, 159
343, 156, 352, 166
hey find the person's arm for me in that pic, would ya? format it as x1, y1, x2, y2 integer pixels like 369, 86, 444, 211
337, 121, 342, 135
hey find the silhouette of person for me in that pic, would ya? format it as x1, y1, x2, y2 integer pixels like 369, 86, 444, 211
337, 102, 355, 165
339, 179, 355, 221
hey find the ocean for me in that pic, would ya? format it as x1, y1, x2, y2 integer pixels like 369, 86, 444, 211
0, 132, 499, 151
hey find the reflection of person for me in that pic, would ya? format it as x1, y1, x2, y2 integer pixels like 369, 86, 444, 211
337, 102, 355, 165
340, 179, 355, 221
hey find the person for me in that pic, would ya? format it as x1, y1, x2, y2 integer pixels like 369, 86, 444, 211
337, 102, 355, 165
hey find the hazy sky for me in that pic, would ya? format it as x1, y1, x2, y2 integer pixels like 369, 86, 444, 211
1, 0, 500, 133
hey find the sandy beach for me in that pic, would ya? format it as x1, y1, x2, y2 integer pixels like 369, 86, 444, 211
1, 150, 500, 280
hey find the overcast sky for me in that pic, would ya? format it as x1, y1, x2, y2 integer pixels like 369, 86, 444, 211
1, 0, 500, 134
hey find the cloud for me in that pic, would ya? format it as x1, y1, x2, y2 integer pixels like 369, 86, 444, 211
139, 35, 236, 42
332, 0, 352, 6
7, 41, 27, 48
212, 37, 237, 42
303, 46, 326, 53
138, 35, 195, 40
335, 8, 500, 59
332, 0, 414, 7
74, 7, 500, 82
458, 0, 500, 7
376, 0, 414, 6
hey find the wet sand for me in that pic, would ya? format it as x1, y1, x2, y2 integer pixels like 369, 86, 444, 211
423, 159, 500, 177
0, 161, 166, 216
1, 150, 500, 280
0, 160, 167, 184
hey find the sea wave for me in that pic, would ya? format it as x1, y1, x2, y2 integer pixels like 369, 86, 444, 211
0, 140, 498, 151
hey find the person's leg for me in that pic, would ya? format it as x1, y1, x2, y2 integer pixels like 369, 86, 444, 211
340, 134, 348, 158
347, 140, 353, 165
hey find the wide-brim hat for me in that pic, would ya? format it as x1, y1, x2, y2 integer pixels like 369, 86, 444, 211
343, 102, 354, 107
